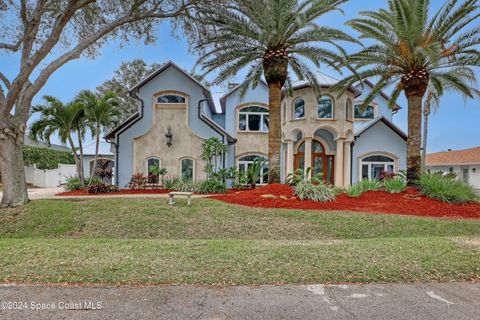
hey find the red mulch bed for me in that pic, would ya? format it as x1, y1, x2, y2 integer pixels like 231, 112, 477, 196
209, 184, 480, 219
56, 189, 172, 196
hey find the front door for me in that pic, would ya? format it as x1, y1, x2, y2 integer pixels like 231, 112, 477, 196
294, 140, 334, 185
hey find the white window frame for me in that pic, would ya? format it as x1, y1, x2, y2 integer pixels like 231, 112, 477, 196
180, 157, 195, 181
317, 95, 334, 119
237, 155, 268, 185
346, 99, 353, 121
360, 155, 395, 180
156, 94, 186, 104
146, 157, 161, 176
293, 98, 306, 120
354, 103, 377, 120
238, 106, 269, 132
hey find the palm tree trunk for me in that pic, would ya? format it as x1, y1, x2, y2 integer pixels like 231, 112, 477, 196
77, 130, 85, 186
406, 94, 423, 184
421, 100, 431, 172
67, 135, 82, 184
267, 82, 282, 183
88, 126, 101, 186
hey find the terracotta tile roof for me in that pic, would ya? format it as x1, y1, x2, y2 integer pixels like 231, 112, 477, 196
426, 146, 480, 165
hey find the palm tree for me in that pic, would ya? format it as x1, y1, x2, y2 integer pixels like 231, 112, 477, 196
76, 90, 119, 186
334, 0, 479, 183
421, 69, 480, 171
30, 96, 85, 184
195, 0, 357, 183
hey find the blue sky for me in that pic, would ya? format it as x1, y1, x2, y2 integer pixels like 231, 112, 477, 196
1, 0, 479, 152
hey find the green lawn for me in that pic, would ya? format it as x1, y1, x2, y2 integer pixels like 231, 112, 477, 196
0, 198, 479, 285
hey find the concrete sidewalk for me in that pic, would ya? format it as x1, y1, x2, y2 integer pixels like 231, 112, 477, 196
0, 282, 478, 320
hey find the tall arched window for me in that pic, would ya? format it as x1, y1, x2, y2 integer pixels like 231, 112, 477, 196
361, 155, 395, 180
180, 158, 194, 180
157, 94, 186, 104
293, 98, 305, 119
238, 155, 268, 184
238, 106, 269, 132
354, 105, 375, 120
318, 96, 334, 119
346, 99, 353, 121
146, 157, 161, 183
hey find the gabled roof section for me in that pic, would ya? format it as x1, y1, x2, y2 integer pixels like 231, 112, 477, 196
426, 146, 480, 166
81, 141, 114, 156
129, 60, 217, 114
291, 72, 362, 98
354, 116, 407, 141
355, 80, 402, 111
219, 80, 269, 113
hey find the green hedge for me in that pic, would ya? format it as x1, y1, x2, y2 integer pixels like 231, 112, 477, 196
23, 145, 75, 170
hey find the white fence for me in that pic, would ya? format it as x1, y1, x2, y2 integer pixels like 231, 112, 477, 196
25, 164, 77, 188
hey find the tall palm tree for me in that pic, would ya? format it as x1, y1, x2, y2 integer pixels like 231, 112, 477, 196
30, 96, 85, 184
334, 0, 479, 183
76, 90, 119, 186
195, 0, 357, 183
421, 69, 480, 171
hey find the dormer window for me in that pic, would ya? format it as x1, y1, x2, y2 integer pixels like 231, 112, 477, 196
157, 94, 186, 104
238, 106, 269, 132
293, 98, 305, 119
318, 96, 334, 119
354, 105, 375, 120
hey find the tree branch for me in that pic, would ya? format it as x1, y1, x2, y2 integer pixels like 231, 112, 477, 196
0, 40, 21, 52
0, 72, 11, 89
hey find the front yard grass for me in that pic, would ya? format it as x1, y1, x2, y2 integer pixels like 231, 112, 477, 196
0, 198, 479, 285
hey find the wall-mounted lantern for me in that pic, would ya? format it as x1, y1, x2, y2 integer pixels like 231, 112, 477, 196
165, 126, 173, 148
473, 167, 476, 173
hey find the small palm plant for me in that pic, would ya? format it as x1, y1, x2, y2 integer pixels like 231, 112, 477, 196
334, 0, 480, 184
195, 0, 358, 183
246, 158, 267, 188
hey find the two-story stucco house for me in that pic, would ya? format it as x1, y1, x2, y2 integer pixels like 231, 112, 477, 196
105, 61, 407, 188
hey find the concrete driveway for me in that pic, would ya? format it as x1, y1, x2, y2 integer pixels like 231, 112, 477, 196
0, 187, 63, 201
0, 282, 478, 320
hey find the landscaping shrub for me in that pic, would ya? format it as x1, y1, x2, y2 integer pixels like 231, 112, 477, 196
346, 183, 364, 198
174, 179, 199, 193
294, 181, 336, 202
164, 177, 181, 190
346, 179, 382, 198
129, 173, 147, 190
87, 182, 118, 194
383, 178, 407, 193
64, 176, 82, 191
23, 145, 75, 170
417, 172, 478, 204
197, 179, 227, 194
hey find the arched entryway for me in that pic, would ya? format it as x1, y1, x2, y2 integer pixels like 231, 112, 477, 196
294, 140, 334, 185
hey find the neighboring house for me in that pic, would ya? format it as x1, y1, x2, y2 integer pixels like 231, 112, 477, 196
80, 141, 115, 180
426, 147, 480, 190
106, 61, 407, 188
24, 133, 71, 152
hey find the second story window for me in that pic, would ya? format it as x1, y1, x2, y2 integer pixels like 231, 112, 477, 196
354, 105, 375, 120
318, 96, 334, 119
293, 98, 305, 119
346, 99, 353, 121
238, 106, 269, 132
157, 94, 186, 104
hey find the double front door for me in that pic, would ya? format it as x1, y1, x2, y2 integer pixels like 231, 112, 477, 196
294, 140, 334, 185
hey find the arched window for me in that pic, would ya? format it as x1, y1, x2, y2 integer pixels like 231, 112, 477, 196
346, 99, 353, 121
180, 158, 194, 180
294, 140, 334, 184
238, 155, 268, 184
354, 105, 375, 120
157, 94, 186, 104
146, 157, 161, 183
238, 106, 269, 132
293, 98, 305, 119
318, 96, 334, 119
361, 155, 395, 180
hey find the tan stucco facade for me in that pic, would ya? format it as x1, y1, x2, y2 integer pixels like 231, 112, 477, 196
234, 102, 269, 160
133, 94, 207, 182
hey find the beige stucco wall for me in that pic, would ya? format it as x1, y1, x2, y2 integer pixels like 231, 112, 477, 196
133, 101, 207, 181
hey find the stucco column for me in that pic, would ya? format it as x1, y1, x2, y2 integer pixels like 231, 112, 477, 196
343, 141, 351, 187
286, 140, 294, 177
304, 138, 312, 179
334, 139, 344, 187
